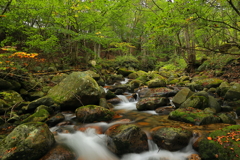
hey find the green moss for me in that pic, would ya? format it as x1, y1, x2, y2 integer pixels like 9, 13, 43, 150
199, 125, 240, 160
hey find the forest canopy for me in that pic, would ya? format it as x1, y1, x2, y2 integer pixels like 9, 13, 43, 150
0, 0, 239, 72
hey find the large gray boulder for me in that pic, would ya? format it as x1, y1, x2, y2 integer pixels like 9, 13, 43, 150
172, 88, 194, 108
0, 122, 55, 160
180, 91, 221, 112
136, 97, 169, 111
151, 127, 192, 151
106, 124, 148, 155
47, 72, 102, 110
224, 83, 240, 100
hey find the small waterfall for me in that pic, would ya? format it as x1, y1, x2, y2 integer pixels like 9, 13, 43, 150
57, 128, 119, 160
120, 78, 129, 84
103, 87, 109, 93
117, 95, 130, 103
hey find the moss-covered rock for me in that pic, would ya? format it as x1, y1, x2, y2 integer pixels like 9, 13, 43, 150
118, 68, 134, 77
199, 125, 240, 160
21, 108, 50, 123
51, 73, 68, 83
0, 78, 14, 91
83, 70, 100, 81
106, 124, 148, 155
216, 81, 230, 97
172, 88, 194, 108
0, 122, 55, 160
193, 78, 223, 89
127, 79, 142, 92
224, 83, 240, 100
217, 113, 236, 124
169, 107, 221, 125
0, 90, 23, 107
47, 72, 102, 110
151, 127, 192, 151
180, 91, 221, 112
138, 87, 177, 98
147, 79, 166, 88
46, 112, 65, 127
75, 105, 114, 123
25, 97, 55, 112
136, 97, 169, 111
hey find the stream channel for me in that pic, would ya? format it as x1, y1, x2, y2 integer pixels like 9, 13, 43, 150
51, 78, 234, 160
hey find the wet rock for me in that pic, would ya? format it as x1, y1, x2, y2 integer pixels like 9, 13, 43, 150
224, 83, 240, 100
28, 91, 45, 101
151, 126, 192, 151
118, 68, 134, 77
180, 91, 221, 112
127, 79, 142, 92
193, 78, 223, 89
136, 97, 169, 111
106, 90, 117, 99
199, 125, 240, 160
0, 122, 55, 160
46, 113, 65, 127
114, 89, 124, 95
75, 105, 114, 123
51, 73, 68, 83
47, 72, 102, 110
216, 81, 230, 97
40, 144, 76, 160
106, 124, 148, 155
147, 79, 166, 88
0, 78, 14, 90
155, 106, 175, 115
83, 70, 100, 81
138, 87, 177, 98
25, 97, 55, 112
169, 107, 221, 125
21, 108, 50, 123
221, 105, 233, 112
218, 113, 236, 124
107, 97, 122, 105
172, 88, 194, 108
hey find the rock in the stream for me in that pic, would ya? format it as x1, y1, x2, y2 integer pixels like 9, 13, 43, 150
0, 122, 55, 160
39, 144, 76, 160
224, 83, 240, 100
47, 72, 102, 110
46, 112, 65, 127
105, 124, 148, 155
138, 87, 177, 98
179, 91, 221, 112
198, 125, 240, 160
172, 87, 194, 108
136, 97, 169, 111
75, 105, 114, 123
169, 107, 221, 125
21, 108, 50, 123
147, 79, 166, 88
151, 126, 192, 151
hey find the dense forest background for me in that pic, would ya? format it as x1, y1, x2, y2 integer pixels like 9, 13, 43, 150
0, 0, 239, 73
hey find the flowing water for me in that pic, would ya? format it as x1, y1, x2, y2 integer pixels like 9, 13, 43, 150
55, 91, 200, 160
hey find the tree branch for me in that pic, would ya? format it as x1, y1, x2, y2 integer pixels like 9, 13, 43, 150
226, 0, 240, 16
195, 13, 240, 31
1, 0, 12, 15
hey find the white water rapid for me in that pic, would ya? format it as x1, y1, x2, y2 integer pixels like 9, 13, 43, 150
57, 127, 197, 160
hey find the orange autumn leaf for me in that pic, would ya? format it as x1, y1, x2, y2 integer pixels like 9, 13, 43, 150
137, 122, 150, 126
207, 137, 212, 140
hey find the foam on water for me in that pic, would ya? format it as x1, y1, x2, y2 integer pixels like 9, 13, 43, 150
57, 128, 197, 160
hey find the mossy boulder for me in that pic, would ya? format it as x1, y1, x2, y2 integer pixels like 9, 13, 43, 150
25, 97, 55, 112
51, 73, 68, 83
193, 78, 223, 89
151, 127, 192, 151
224, 83, 240, 100
180, 91, 221, 112
136, 97, 169, 111
106, 124, 148, 155
0, 90, 23, 107
127, 79, 142, 92
199, 125, 240, 160
0, 99, 10, 115
0, 78, 14, 91
118, 68, 134, 77
217, 113, 236, 124
172, 88, 194, 108
83, 70, 100, 81
21, 108, 50, 123
169, 107, 221, 125
0, 122, 55, 160
147, 79, 166, 88
75, 105, 114, 123
138, 87, 177, 98
47, 72, 102, 110
216, 81, 230, 97
105, 90, 117, 99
